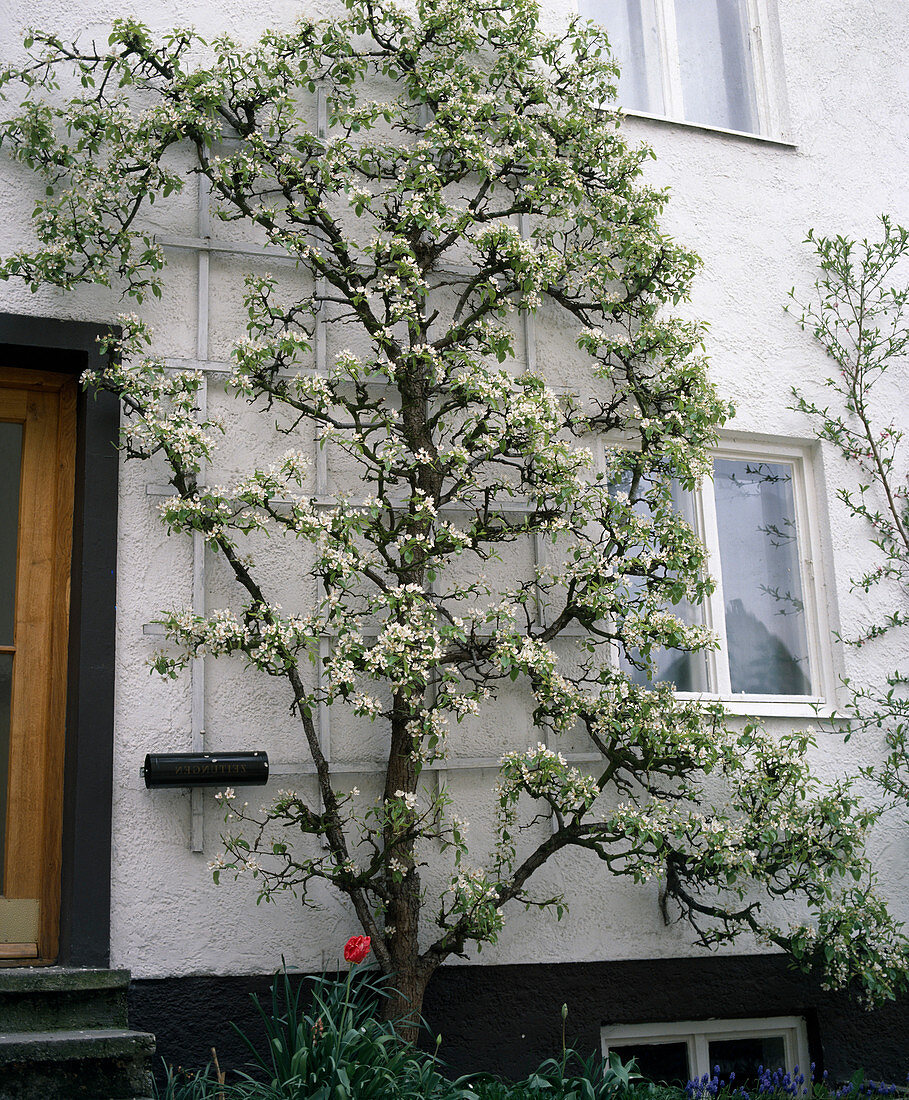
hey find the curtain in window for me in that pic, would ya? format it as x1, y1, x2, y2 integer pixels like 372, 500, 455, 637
580, 0, 757, 132
713, 460, 812, 696
579, 0, 665, 115
674, 0, 757, 132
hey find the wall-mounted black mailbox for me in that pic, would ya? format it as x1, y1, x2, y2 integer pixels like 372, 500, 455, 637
141, 751, 269, 789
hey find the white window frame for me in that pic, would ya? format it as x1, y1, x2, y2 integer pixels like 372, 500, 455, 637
606, 435, 836, 718
601, 1015, 810, 1080
693, 437, 835, 717
577, 0, 791, 143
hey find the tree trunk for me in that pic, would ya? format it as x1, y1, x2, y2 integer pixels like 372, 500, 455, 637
378, 956, 436, 1046
375, 359, 441, 1046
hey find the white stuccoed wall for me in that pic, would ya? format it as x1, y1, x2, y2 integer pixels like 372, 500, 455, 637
1, 0, 908, 978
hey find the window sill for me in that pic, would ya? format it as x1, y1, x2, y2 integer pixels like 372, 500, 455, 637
674, 693, 834, 719
620, 109, 798, 149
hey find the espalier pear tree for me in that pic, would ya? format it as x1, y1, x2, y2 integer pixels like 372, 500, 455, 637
1, 0, 906, 1028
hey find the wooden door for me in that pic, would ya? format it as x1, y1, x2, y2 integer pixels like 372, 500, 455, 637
0, 368, 76, 962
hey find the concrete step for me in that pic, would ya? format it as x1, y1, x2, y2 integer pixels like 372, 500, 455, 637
0, 967, 130, 1031
0, 1027, 156, 1099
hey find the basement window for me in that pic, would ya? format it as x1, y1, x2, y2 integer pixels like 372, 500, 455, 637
601, 1016, 810, 1085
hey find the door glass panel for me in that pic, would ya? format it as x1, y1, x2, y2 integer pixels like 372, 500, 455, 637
0, 652, 11, 888
708, 1034, 787, 1082
610, 1041, 690, 1083
713, 460, 812, 695
0, 422, 23, 645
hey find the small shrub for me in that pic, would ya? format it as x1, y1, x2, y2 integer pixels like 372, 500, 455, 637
226, 966, 474, 1100
154, 1062, 225, 1100
466, 1049, 641, 1100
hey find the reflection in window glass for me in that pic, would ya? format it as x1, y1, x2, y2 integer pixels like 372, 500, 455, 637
621, 596, 708, 691
579, 0, 665, 115
611, 1041, 690, 1084
713, 460, 812, 695
616, 478, 708, 693
674, 0, 757, 132
709, 1035, 786, 1083
0, 422, 23, 646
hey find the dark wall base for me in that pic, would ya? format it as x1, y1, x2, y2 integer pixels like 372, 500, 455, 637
129, 956, 909, 1086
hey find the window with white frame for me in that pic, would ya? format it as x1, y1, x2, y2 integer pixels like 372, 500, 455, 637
601, 1016, 810, 1086
616, 442, 831, 712
579, 0, 786, 138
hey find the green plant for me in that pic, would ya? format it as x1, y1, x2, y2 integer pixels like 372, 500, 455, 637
153, 962, 645, 1099
468, 1048, 640, 1100
154, 1061, 225, 1100
684, 1062, 906, 1100
227, 964, 473, 1100
789, 216, 909, 817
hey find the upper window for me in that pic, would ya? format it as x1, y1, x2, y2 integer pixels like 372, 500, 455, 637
617, 442, 832, 714
601, 1015, 810, 1086
580, 0, 784, 138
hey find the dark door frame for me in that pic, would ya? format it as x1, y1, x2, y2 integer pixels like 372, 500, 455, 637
0, 312, 119, 968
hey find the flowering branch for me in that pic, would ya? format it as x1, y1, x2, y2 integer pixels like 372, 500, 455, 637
789, 217, 909, 813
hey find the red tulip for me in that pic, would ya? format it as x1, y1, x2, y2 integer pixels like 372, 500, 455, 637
343, 935, 371, 964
